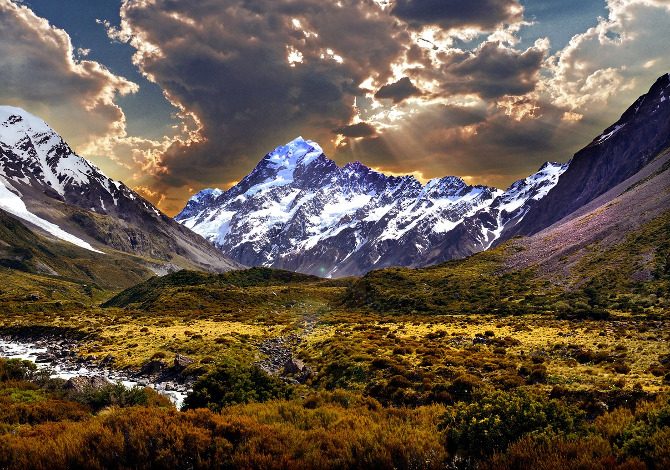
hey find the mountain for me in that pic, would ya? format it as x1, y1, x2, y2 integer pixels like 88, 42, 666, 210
176, 137, 566, 277
344, 74, 670, 314
177, 74, 670, 278
0, 207, 153, 293
0, 106, 240, 280
345, 144, 670, 316
507, 73, 670, 238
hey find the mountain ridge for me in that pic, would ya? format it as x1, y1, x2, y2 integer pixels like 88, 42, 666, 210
176, 136, 566, 277
0, 106, 241, 277
505, 72, 670, 238
178, 73, 670, 277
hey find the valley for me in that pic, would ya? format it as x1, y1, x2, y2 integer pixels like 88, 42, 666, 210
0, 74, 668, 468
3, 0, 670, 466
0, 196, 668, 467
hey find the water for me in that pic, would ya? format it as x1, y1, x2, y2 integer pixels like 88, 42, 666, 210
0, 338, 189, 409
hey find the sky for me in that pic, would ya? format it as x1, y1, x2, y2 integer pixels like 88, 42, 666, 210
1, 0, 669, 215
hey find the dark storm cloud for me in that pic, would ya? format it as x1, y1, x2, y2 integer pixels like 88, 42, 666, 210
333, 122, 377, 138
439, 105, 489, 128
374, 77, 422, 103
391, 0, 523, 31
113, 0, 552, 212
117, 0, 407, 193
333, 97, 577, 189
438, 41, 547, 99
417, 101, 570, 183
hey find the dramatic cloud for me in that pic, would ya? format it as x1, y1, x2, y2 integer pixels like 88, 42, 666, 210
374, 77, 422, 103
0, 0, 137, 162
108, 0, 409, 212
546, 0, 670, 116
342, 0, 670, 189
2, 0, 669, 214
333, 122, 378, 138
438, 41, 548, 99
439, 105, 489, 128
108, 0, 670, 212
391, 0, 524, 31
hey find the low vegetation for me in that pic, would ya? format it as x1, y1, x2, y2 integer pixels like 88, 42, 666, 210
0, 211, 668, 468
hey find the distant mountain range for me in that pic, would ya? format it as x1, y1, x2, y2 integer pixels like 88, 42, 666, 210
0, 106, 239, 287
1, 73, 668, 284
176, 73, 670, 277
176, 139, 565, 277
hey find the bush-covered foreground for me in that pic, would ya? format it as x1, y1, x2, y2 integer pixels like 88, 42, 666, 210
0, 210, 668, 469
0, 358, 669, 469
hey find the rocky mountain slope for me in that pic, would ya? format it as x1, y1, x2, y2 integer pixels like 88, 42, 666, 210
0, 208, 153, 291
344, 143, 670, 316
177, 138, 565, 277
507, 73, 670, 238
0, 106, 240, 276
504, 146, 670, 281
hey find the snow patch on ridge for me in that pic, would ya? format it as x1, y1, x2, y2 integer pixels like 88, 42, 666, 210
0, 177, 103, 253
595, 124, 626, 144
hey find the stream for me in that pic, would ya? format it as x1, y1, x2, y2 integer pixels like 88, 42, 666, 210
0, 337, 190, 409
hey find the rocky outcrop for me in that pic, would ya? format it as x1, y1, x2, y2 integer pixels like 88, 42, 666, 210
64, 375, 112, 393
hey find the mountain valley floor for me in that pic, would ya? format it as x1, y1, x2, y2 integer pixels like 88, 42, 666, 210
0, 221, 668, 468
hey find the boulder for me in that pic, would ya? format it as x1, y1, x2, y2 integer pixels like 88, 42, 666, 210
283, 358, 305, 374
140, 359, 167, 376
174, 354, 194, 369
34, 353, 55, 363
65, 375, 111, 393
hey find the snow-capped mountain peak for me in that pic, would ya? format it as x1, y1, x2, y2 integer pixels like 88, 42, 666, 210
0, 106, 52, 141
193, 188, 224, 202
0, 105, 240, 271
0, 106, 164, 220
176, 137, 569, 277
265, 136, 324, 168
0, 106, 101, 196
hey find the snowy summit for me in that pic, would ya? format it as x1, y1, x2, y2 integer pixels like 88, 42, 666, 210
176, 137, 568, 277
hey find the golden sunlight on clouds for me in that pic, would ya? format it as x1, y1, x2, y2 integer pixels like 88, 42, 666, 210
562, 111, 584, 121
133, 185, 165, 207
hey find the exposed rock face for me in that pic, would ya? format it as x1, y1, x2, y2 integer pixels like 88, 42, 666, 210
177, 138, 565, 277
0, 106, 240, 272
506, 73, 670, 238
283, 358, 305, 374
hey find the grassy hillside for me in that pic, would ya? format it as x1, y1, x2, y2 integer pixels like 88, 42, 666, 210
0, 209, 155, 291
344, 209, 670, 317
102, 267, 324, 309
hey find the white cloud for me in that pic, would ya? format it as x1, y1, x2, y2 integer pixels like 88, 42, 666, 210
545, 0, 670, 114
0, 1, 138, 157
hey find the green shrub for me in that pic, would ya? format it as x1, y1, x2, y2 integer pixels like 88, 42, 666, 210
618, 397, 670, 467
183, 358, 292, 412
0, 359, 41, 382
439, 390, 583, 458
71, 383, 171, 411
